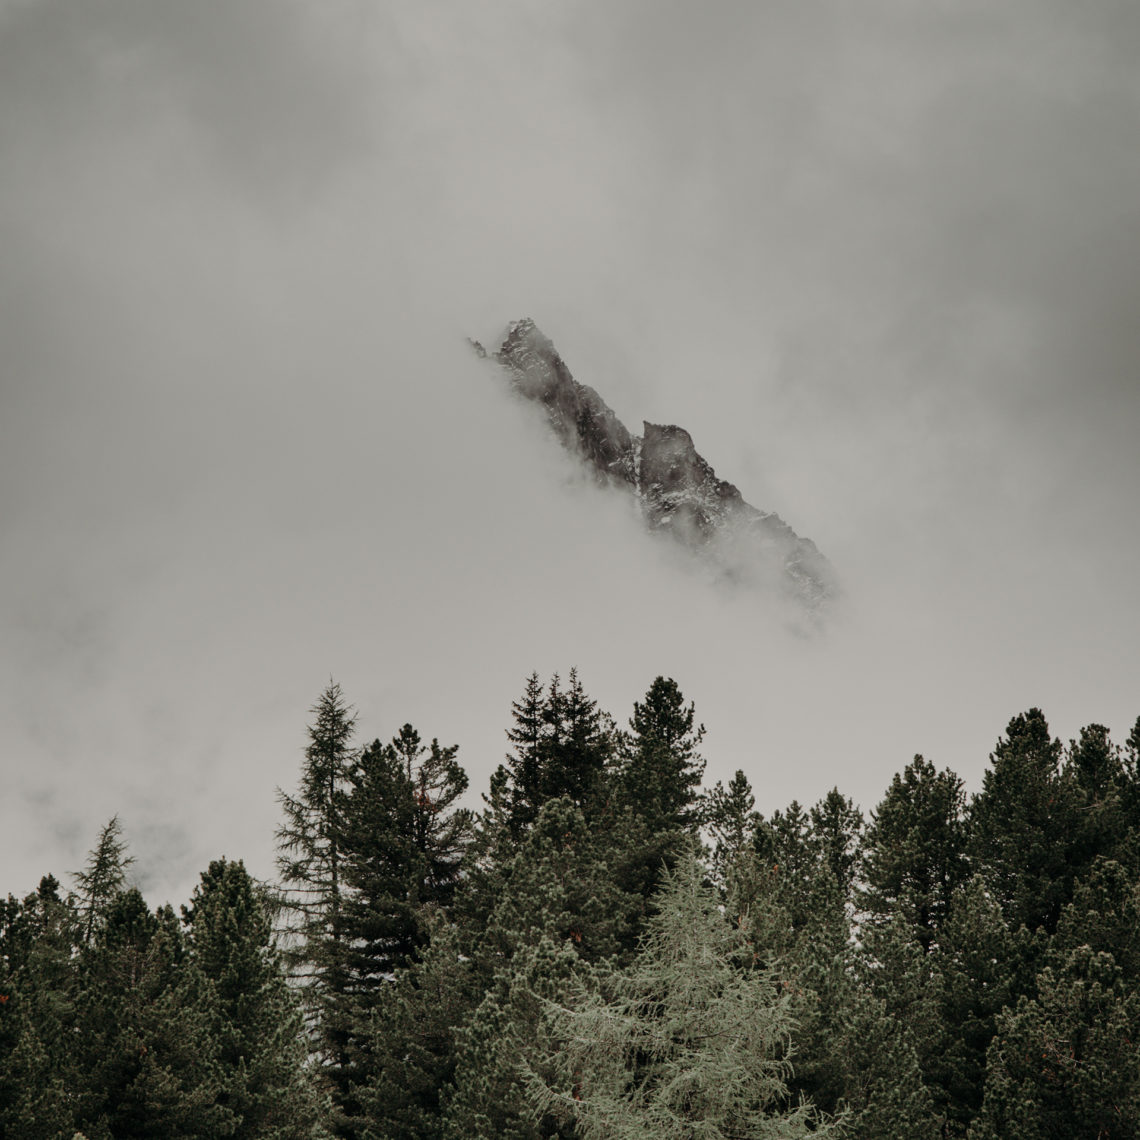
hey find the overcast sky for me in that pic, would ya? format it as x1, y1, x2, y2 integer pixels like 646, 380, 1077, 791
3, 0, 1139, 907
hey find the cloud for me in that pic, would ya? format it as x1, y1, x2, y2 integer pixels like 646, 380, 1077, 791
1, 1, 1138, 906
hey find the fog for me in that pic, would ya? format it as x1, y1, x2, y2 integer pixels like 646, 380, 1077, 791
2, 0, 1138, 906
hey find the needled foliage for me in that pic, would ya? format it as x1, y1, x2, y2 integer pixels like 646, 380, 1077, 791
182, 858, 321, 1140
498, 670, 615, 840
969, 709, 1077, 935
526, 844, 834, 1139
73, 815, 135, 946
860, 754, 969, 953
6, 682, 1140, 1140
972, 946, 1140, 1139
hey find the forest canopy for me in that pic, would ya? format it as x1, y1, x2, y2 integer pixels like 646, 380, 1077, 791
3, 673, 1140, 1139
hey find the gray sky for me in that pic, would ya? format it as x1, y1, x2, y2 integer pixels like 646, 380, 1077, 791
2, 0, 1138, 906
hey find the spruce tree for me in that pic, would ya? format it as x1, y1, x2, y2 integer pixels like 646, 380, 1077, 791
333, 725, 471, 1131
498, 670, 614, 840
275, 681, 358, 1126
619, 675, 705, 834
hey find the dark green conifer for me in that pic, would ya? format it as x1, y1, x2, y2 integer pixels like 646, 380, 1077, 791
73, 815, 135, 945
619, 675, 705, 834
0, 876, 81, 1139
703, 769, 759, 889
499, 670, 613, 839
860, 754, 969, 952
972, 945, 1140, 1139
182, 858, 322, 1139
72, 889, 235, 1139
275, 681, 358, 1129
969, 709, 1078, 934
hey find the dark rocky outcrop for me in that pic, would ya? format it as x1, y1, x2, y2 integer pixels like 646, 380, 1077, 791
480, 318, 835, 609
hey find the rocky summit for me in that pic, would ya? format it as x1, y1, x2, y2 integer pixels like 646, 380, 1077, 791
475, 318, 835, 609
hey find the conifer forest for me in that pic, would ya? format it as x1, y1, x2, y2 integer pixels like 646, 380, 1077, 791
4, 673, 1140, 1139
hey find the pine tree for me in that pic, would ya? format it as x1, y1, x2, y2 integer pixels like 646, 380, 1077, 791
0, 875, 82, 1139
860, 755, 969, 952
73, 815, 135, 945
1065, 723, 1129, 872
729, 799, 938, 1139
969, 708, 1078, 934
71, 889, 235, 1139
360, 915, 484, 1140
526, 845, 835, 1139
182, 858, 322, 1140
972, 945, 1140, 1139
927, 876, 1024, 1136
809, 788, 864, 904
704, 769, 759, 890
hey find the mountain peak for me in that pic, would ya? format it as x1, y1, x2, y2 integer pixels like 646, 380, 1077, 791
483, 320, 835, 609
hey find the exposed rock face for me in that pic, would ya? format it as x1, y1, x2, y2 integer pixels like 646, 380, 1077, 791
481, 318, 835, 608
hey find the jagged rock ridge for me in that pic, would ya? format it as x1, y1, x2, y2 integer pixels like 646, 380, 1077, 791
476, 318, 835, 608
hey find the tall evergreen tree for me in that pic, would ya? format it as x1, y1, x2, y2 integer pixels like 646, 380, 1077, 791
972, 945, 1140, 1139
809, 788, 864, 904
498, 670, 614, 840
928, 876, 1025, 1137
704, 769, 759, 890
0, 875, 81, 1139
860, 754, 969, 952
73, 815, 135, 945
1065, 723, 1129, 872
969, 708, 1077, 934
275, 681, 358, 1128
182, 858, 322, 1140
331, 725, 471, 1133
71, 889, 235, 1139
619, 675, 705, 835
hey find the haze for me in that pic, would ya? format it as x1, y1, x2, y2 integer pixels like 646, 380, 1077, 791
2, 0, 1138, 906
